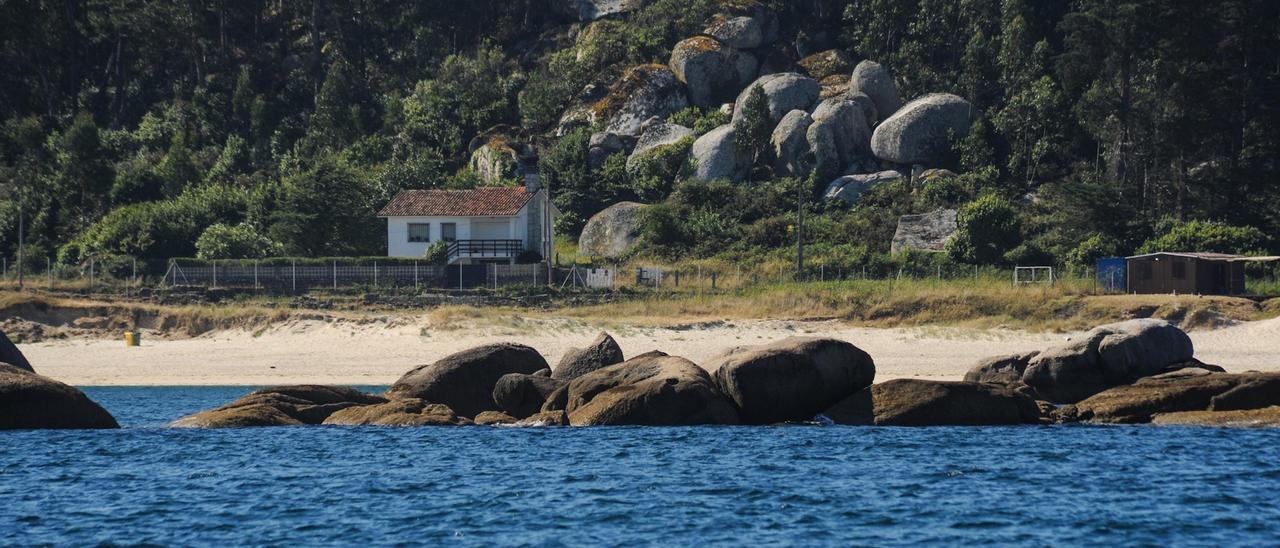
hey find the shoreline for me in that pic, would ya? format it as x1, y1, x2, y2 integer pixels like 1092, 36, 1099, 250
19, 316, 1280, 387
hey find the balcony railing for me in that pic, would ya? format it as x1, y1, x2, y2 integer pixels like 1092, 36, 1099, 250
446, 240, 523, 263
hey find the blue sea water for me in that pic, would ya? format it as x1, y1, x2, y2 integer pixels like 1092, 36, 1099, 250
3, 386, 1280, 546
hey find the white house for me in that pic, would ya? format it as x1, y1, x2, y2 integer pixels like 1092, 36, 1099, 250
378, 175, 555, 264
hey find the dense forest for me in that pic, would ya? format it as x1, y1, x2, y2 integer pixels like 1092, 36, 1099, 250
1, 0, 1277, 274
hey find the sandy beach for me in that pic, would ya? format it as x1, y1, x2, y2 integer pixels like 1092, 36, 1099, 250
19, 314, 1280, 386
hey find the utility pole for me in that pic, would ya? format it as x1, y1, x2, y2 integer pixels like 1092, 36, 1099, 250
16, 201, 23, 289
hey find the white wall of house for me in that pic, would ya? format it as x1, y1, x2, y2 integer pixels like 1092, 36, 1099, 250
384, 208, 529, 258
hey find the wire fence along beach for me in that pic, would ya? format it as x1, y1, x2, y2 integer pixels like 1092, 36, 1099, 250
2, 255, 1278, 297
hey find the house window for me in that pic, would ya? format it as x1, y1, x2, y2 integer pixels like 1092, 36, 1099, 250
441, 223, 457, 243
1172, 261, 1187, 280
408, 223, 430, 243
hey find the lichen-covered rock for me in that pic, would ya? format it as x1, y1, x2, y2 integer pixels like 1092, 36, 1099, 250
588, 131, 626, 169
807, 98, 871, 179
1022, 319, 1196, 404
578, 202, 646, 258
798, 49, 853, 81
964, 351, 1040, 385
469, 136, 520, 185
691, 124, 751, 182
1063, 370, 1280, 424
323, 399, 471, 426
0, 329, 33, 372
771, 109, 813, 176
171, 385, 386, 428
704, 13, 773, 49
669, 36, 755, 107
891, 209, 958, 254
871, 93, 975, 165
732, 73, 821, 124
848, 61, 902, 120
388, 343, 549, 418
554, 332, 625, 380
0, 364, 119, 430
627, 122, 693, 170
823, 380, 1042, 426
566, 355, 739, 426
846, 92, 879, 126
493, 373, 566, 419
824, 170, 902, 204
587, 64, 689, 138
704, 337, 875, 425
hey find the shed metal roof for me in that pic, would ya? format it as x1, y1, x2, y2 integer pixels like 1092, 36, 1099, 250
1126, 252, 1280, 262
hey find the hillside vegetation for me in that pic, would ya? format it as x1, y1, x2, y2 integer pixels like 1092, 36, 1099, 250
1, 0, 1278, 276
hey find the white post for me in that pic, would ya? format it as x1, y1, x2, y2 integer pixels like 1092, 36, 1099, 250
414, 261, 419, 289
493, 264, 498, 290
292, 260, 296, 293
212, 260, 217, 288
254, 261, 259, 290
333, 260, 337, 290
373, 262, 378, 287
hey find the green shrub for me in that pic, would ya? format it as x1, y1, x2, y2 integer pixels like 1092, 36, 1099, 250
947, 193, 1023, 264
1137, 220, 1269, 255
1066, 233, 1121, 269
195, 223, 283, 259
423, 241, 449, 265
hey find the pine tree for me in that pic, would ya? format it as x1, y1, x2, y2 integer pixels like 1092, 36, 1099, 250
733, 85, 772, 178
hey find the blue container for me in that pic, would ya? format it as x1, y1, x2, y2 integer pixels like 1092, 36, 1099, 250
1096, 257, 1127, 292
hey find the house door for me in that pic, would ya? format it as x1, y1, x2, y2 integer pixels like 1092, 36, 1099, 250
472, 220, 509, 240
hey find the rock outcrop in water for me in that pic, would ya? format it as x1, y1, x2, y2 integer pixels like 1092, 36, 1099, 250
0, 329, 34, 373
0, 363, 119, 430
323, 399, 471, 426
704, 337, 875, 424
1021, 319, 1199, 403
388, 343, 549, 418
565, 354, 740, 426
554, 332, 625, 380
172, 385, 385, 428
1055, 369, 1280, 424
493, 370, 565, 419
823, 379, 1042, 426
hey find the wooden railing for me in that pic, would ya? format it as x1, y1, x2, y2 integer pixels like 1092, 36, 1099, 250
447, 240, 523, 262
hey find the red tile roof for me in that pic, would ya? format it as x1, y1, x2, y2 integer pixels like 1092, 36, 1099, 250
378, 187, 534, 217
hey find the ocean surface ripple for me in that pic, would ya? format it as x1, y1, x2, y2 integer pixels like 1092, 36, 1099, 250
3, 387, 1279, 546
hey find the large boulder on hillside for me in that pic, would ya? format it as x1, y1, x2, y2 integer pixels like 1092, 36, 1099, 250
798, 49, 854, 81
669, 36, 756, 107
823, 379, 1042, 426
691, 124, 751, 182
847, 61, 902, 120
588, 131, 626, 169
554, 332, 625, 380
1061, 370, 1280, 424
554, 0, 649, 21
579, 202, 646, 258
732, 73, 821, 124
590, 64, 689, 138
846, 92, 879, 126
0, 364, 119, 430
824, 170, 902, 204
891, 209, 958, 254
565, 354, 740, 426
807, 98, 871, 179
469, 136, 520, 185
771, 109, 814, 176
493, 372, 565, 419
964, 351, 1040, 386
388, 343, 549, 418
323, 399, 471, 426
0, 330, 33, 372
704, 11, 777, 49
627, 122, 693, 170
1022, 319, 1196, 404
171, 385, 386, 428
704, 337, 875, 424
871, 93, 975, 165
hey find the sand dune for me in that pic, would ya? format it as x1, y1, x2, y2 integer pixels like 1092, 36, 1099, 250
18, 315, 1280, 386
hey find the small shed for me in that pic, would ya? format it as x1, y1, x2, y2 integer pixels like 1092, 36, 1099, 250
1125, 252, 1278, 295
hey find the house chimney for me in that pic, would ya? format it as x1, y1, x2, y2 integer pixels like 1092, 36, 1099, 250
520, 148, 541, 194
524, 170, 541, 194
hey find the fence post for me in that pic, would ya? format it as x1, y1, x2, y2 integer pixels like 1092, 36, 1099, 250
254, 261, 259, 290
291, 260, 296, 293
373, 261, 378, 287
414, 261, 419, 289
333, 260, 337, 290
47, 257, 52, 289
132, 258, 137, 295
459, 264, 464, 291
89, 259, 94, 289
821, 265, 825, 282
712, 272, 717, 289
212, 260, 218, 289
493, 264, 498, 290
